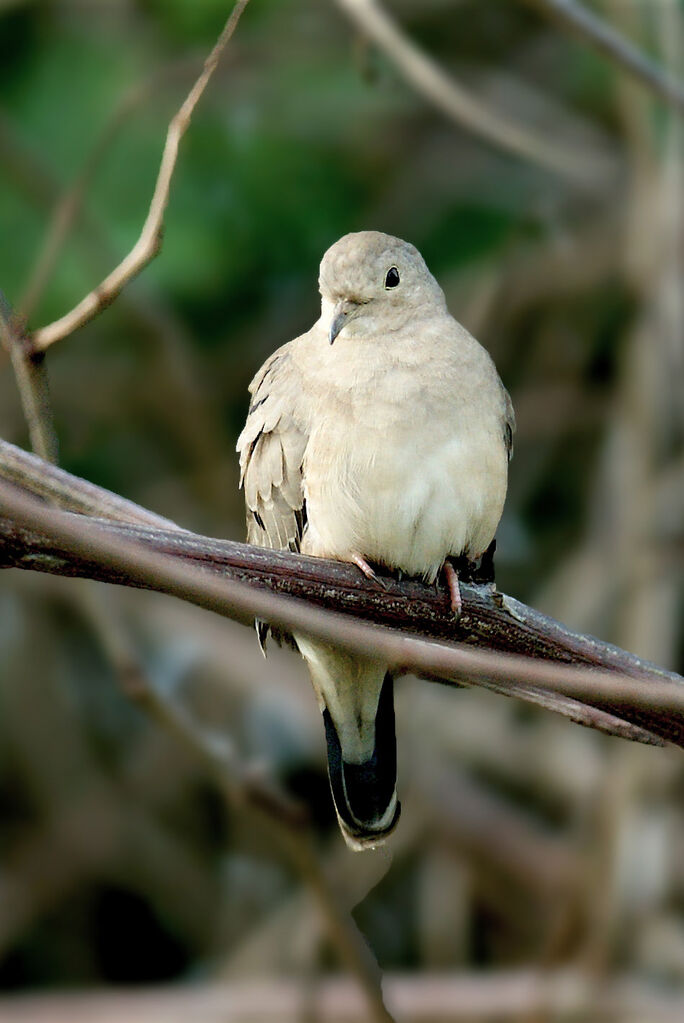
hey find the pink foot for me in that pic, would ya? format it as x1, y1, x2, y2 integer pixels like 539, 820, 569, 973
351, 553, 388, 590
443, 561, 462, 617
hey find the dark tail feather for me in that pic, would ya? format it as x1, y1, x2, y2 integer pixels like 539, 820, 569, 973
323, 673, 400, 848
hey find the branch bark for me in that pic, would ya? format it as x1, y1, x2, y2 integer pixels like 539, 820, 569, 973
0, 439, 395, 1023
1, 443, 682, 750
30, 0, 251, 352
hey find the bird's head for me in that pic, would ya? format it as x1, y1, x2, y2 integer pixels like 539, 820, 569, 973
318, 230, 446, 344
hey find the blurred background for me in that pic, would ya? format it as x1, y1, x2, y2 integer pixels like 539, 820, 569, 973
0, 0, 682, 1019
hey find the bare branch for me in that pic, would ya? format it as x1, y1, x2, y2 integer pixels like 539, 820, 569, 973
0, 302, 58, 463
0, 438, 392, 1021
522, 0, 684, 114
30, 0, 251, 352
333, 0, 609, 184
0, 464, 682, 748
19, 59, 199, 322
0, 436, 177, 528
93, 605, 394, 1023
3, 970, 684, 1022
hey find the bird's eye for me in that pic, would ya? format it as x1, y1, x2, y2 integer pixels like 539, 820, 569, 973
384, 266, 400, 289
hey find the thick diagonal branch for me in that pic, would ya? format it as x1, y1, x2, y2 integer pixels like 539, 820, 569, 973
0, 449, 682, 749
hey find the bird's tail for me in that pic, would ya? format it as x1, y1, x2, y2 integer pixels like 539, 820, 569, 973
323, 672, 399, 848
296, 639, 400, 849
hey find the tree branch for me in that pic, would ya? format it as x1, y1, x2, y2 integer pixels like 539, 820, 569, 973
521, 0, 684, 114
4, 970, 683, 1022
333, 0, 610, 184
30, 0, 251, 353
0, 301, 58, 463
0, 444, 682, 749
105, 618, 394, 1023
0, 438, 394, 1023
0, 437, 178, 528
19, 59, 199, 322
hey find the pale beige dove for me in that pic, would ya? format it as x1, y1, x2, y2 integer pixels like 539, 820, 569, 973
237, 231, 514, 848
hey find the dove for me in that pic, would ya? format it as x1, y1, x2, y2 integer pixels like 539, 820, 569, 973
237, 231, 514, 849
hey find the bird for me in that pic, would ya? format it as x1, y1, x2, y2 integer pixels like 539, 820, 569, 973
237, 231, 514, 850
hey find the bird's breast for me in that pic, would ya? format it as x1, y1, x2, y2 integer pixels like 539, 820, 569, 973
302, 390, 507, 580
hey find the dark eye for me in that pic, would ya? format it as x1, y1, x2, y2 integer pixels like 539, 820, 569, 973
384, 266, 400, 289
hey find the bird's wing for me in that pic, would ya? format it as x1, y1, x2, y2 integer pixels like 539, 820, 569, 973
502, 385, 516, 461
236, 341, 308, 552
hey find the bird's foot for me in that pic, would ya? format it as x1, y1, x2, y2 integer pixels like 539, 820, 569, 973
443, 560, 462, 618
351, 553, 388, 590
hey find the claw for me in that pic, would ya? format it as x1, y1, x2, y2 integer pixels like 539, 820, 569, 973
443, 560, 462, 618
351, 553, 388, 589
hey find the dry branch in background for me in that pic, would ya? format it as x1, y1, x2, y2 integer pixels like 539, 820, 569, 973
333, 0, 610, 184
3, 971, 684, 1023
115, 652, 394, 1023
1, 441, 682, 750
19, 58, 201, 322
0, 299, 58, 463
522, 0, 684, 114
29, 0, 251, 352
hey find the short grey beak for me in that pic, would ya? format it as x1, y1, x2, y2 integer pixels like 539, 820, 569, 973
328, 300, 358, 345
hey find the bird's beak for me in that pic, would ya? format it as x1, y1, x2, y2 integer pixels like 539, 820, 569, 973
328, 300, 358, 345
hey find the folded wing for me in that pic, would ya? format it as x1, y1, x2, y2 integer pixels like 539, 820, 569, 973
237, 343, 308, 553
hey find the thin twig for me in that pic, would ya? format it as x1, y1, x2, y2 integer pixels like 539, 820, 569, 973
31, 0, 251, 352
1, 477, 682, 748
106, 644, 394, 1022
274, 833, 395, 1023
19, 59, 199, 321
0, 301, 58, 463
522, 0, 684, 114
333, 0, 609, 184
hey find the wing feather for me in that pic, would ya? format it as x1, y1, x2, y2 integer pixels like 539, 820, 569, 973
503, 387, 516, 461
237, 342, 308, 553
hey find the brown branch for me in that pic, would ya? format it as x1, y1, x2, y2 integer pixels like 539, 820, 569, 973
19, 59, 199, 322
274, 833, 394, 1023
522, 0, 684, 114
0, 441, 393, 1022
97, 612, 394, 1023
0, 436, 178, 528
333, 0, 610, 184
0, 453, 682, 748
0, 302, 58, 463
3, 971, 684, 1022
30, 0, 251, 353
